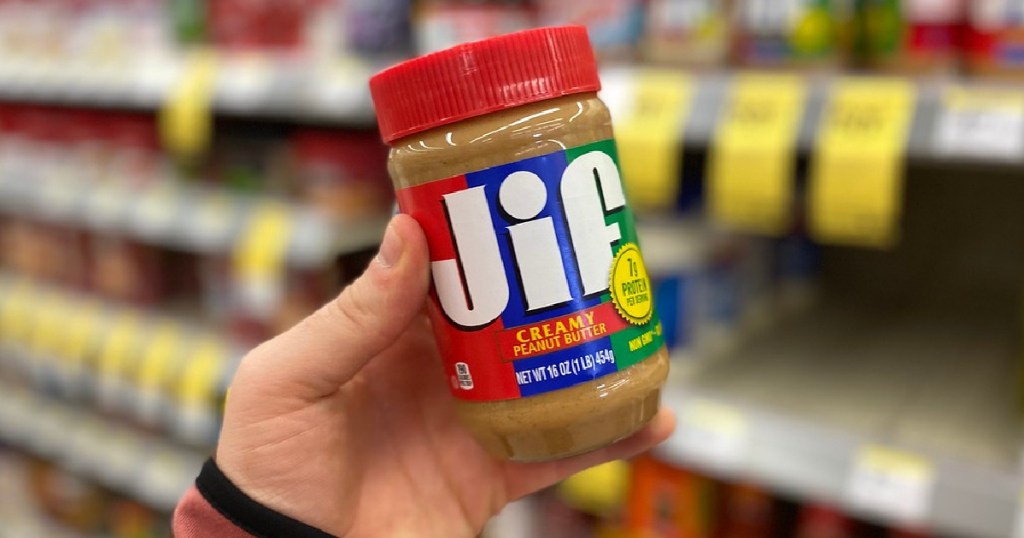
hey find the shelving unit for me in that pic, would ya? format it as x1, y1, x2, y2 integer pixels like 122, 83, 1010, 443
4, 57, 1023, 168
654, 166, 1024, 537
0, 55, 381, 125
0, 381, 206, 513
2, 11, 1022, 533
601, 69, 1024, 166
660, 300, 1021, 538
0, 175, 388, 267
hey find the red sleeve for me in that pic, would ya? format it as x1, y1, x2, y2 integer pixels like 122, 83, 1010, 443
172, 459, 334, 538
173, 486, 255, 538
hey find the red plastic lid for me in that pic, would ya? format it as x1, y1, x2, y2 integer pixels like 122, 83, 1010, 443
370, 26, 600, 144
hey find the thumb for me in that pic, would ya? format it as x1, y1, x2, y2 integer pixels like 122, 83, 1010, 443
238, 213, 431, 400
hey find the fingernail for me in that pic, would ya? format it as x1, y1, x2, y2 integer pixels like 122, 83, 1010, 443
376, 220, 403, 269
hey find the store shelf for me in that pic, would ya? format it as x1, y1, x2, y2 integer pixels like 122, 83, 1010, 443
0, 273, 242, 450
657, 300, 1023, 538
600, 69, 1024, 167
0, 174, 389, 267
0, 55, 379, 125
5, 56, 1022, 168
0, 381, 206, 513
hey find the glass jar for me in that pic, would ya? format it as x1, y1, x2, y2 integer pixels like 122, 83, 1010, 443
370, 26, 669, 461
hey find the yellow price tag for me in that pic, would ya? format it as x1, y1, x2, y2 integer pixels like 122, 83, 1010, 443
615, 71, 693, 210
178, 337, 227, 406
97, 313, 142, 382
709, 74, 806, 235
0, 279, 34, 344
137, 322, 183, 393
847, 445, 934, 522
28, 291, 65, 356
160, 48, 217, 162
61, 301, 101, 376
810, 79, 915, 248
233, 201, 293, 289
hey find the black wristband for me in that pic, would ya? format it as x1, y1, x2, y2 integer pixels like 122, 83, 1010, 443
195, 458, 336, 538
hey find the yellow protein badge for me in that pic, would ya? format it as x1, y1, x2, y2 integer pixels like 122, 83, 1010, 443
609, 243, 653, 326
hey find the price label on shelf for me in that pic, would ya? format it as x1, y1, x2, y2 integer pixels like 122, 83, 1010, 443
613, 70, 694, 210
935, 87, 1024, 160
96, 313, 142, 408
196, 191, 235, 239
27, 291, 64, 357
218, 53, 273, 107
846, 445, 935, 525
673, 398, 749, 472
710, 74, 806, 235
137, 181, 180, 233
810, 79, 914, 248
161, 48, 217, 162
1012, 493, 1024, 538
0, 279, 33, 344
233, 201, 293, 317
138, 322, 183, 393
178, 337, 227, 406
61, 301, 101, 374
312, 56, 369, 113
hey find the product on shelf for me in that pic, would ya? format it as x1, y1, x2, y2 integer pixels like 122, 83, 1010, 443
536, 0, 645, 60
715, 482, 775, 538
90, 238, 164, 305
855, 0, 964, 73
343, 0, 413, 56
774, 227, 820, 316
208, 0, 311, 52
887, 528, 933, 538
204, 128, 292, 194
372, 26, 669, 461
732, 0, 847, 68
625, 454, 718, 538
558, 460, 632, 517
794, 503, 858, 538
965, 0, 1024, 77
290, 128, 392, 219
106, 497, 169, 538
27, 457, 109, 534
644, 0, 734, 67
271, 266, 340, 335
638, 218, 706, 358
413, 0, 534, 55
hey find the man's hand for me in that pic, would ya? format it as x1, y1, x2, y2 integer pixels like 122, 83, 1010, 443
215, 214, 675, 537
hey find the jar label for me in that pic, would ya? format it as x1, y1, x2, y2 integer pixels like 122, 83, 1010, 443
397, 139, 664, 401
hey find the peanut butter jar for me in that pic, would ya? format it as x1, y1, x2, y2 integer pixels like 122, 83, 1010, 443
370, 26, 669, 461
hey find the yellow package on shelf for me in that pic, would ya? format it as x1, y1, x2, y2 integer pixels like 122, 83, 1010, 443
0, 279, 34, 345
810, 78, 915, 248
161, 48, 218, 162
138, 321, 184, 395
178, 337, 227, 407
96, 312, 142, 389
709, 74, 806, 235
233, 201, 293, 314
61, 300, 102, 378
27, 291, 66, 358
558, 460, 630, 516
615, 70, 694, 210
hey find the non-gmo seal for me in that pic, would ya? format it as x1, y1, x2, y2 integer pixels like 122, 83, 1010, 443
609, 243, 653, 326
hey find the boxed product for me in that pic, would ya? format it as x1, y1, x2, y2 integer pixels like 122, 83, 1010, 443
855, 0, 964, 73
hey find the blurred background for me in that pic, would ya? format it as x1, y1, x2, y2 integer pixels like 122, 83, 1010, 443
0, 0, 1022, 537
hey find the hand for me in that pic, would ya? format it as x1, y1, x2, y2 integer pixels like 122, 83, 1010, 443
215, 214, 675, 537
